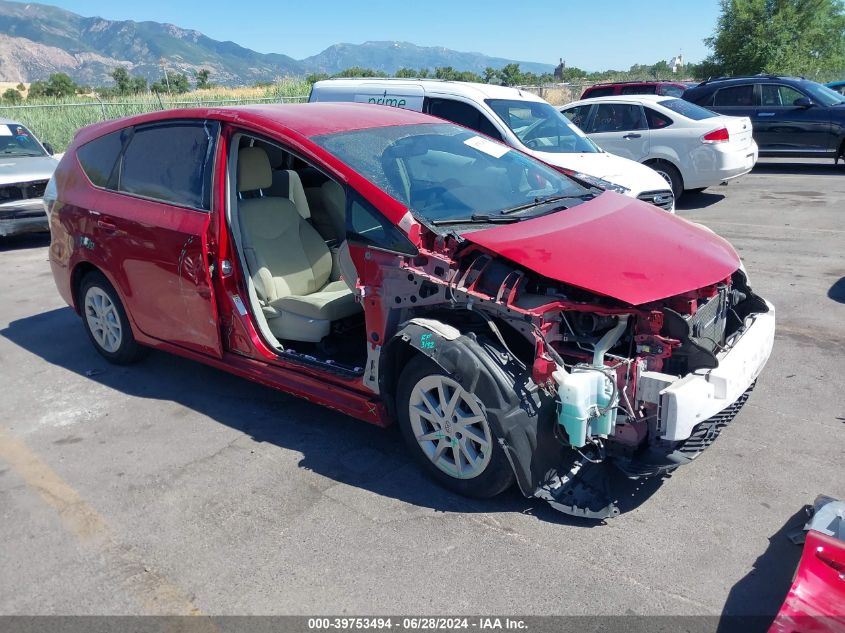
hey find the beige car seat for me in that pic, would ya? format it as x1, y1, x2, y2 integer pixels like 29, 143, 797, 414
237, 147, 360, 343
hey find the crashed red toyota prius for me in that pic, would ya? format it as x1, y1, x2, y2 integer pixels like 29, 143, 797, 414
47, 103, 776, 518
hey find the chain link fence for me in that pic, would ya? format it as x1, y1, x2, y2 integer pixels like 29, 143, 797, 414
0, 93, 309, 152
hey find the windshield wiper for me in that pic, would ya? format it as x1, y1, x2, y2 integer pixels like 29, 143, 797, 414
431, 213, 522, 226
499, 193, 594, 215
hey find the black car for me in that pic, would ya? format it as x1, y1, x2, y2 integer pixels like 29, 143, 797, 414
683, 75, 845, 162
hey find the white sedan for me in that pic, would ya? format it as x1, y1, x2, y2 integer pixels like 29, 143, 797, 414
560, 95, 758, 199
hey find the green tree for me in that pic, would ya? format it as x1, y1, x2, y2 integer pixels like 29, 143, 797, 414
482, 67, 500, 83
498, 63, 524, 86
195, 69, 212, 90
333, 67, 387, 78
27, 73, 77, 98
15, 82, 25, 92
394, 67, 418, 78
151, 71, 190, 94
111, 67, 131, 93
305, 72, 330, 84
706, 0, 845, 78
2, 88, 22, 104
433, 66, 457, 80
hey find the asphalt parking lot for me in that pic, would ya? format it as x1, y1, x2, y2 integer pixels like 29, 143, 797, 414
1, 159, 843, 622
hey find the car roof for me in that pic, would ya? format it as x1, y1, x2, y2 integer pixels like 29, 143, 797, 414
0, 118, 24, 126
312, 77, 547, 103
72, 102, 443, 146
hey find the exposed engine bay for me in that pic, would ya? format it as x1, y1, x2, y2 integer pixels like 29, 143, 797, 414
369, 227, 775, 519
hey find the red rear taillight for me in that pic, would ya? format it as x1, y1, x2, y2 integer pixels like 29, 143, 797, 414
701, 127, 730, 143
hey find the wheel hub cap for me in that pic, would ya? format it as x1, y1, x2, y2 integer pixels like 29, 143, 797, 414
408, 375, 492, 479
84, 287, 122, 353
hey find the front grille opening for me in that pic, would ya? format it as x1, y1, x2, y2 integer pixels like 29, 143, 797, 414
0, 180, 48, 203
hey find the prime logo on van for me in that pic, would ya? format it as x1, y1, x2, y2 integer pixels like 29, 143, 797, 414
353, 91, 423, 111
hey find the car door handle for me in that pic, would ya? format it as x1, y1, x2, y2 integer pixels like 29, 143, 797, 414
97, 219, 118, 231
758, 112, 776, 117
622, 133, 642, 139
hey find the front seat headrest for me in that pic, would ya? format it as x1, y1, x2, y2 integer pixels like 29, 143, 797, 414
238, 147, 272, 192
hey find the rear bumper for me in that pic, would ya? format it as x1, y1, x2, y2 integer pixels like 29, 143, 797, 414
684, 141, 759, 189
659, 300, 775, 442
0, 200, 48, 237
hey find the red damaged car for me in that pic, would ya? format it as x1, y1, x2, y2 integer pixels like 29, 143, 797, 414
46, 103, 776, 518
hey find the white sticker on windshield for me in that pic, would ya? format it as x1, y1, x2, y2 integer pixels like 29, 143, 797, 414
0, 125, 11, 136
464, 135, 510, 158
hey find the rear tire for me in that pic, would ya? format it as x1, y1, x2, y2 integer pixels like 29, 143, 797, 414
648, 160, 684, 200
79, 272, 146, 365
396, 354, 514, 499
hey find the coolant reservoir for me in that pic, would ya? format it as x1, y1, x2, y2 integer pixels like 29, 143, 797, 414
553, 368, 618, 448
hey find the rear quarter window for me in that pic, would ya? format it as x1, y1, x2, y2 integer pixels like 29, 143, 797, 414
76, 129, 127, 188
583, 87, 615, 98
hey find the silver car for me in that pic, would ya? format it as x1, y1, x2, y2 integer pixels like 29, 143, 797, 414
0, 119, 59, 238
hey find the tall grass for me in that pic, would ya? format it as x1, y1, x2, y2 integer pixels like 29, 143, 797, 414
0, 80, 311, 151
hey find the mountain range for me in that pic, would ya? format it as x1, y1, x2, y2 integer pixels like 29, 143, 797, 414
0, 0, 554, 86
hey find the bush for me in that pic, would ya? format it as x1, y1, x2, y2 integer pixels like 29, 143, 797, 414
2, 88, 22, 104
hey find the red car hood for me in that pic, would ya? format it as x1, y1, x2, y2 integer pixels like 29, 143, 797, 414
462, 192, 741, 305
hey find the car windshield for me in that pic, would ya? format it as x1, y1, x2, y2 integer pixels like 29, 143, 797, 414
312, 123, 592, 224
0, 123, 47, 157
485, 99, 599, 154
658, 98, 719, 120
800, 80, 845, 106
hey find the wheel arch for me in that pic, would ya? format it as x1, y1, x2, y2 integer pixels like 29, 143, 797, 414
380, 315, 561, 497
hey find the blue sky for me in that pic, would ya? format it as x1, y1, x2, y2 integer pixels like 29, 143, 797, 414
45, 0, 721, 70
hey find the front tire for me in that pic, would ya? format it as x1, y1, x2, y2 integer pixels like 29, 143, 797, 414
79, 272, 145, 365
396, 354, 514, 499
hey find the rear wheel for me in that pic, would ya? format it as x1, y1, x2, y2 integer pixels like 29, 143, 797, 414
396, 354, 514, 498
648, 160, 684, 200
79, 272, 145, 364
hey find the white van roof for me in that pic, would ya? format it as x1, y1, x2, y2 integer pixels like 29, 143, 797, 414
310, 78, 547, 104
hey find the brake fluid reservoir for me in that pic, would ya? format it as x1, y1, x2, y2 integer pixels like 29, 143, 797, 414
553, 369, 599, 448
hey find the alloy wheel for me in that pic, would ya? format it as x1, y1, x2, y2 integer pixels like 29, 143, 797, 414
84, 286, 123, 353
408, 375, 492, 479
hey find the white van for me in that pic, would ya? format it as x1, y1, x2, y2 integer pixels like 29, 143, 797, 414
309, 78, 675, 211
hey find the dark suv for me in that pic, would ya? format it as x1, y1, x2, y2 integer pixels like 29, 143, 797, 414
683, 75, 845, 161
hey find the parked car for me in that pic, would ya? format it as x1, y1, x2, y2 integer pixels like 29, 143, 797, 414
560, 95, 758, 198
769, 496, 845, 633
0, 118, 59, 238
580, 81, 695, 99
683, 75, 845, 162
47, 103, 775, 519
310, 78, 675, 211
826, 80, 845, 96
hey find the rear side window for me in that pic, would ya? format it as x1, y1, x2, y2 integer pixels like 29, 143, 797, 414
658, 98, 718, 120
427, 99, 503, 141
119, 121, 218, 210
77, 129, 127, 188
713, 85, 756, 107
621, 85, 656, 95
